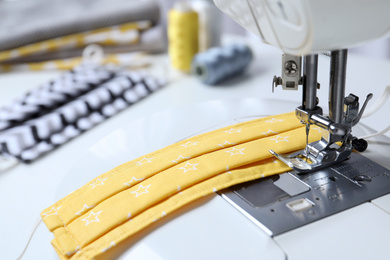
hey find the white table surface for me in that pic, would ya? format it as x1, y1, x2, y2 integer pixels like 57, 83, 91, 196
1, 35, 390, 260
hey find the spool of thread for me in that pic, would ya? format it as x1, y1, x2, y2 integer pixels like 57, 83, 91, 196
192, 44, 253, 85
168, 2, 199, 72
191, 0, 222, 52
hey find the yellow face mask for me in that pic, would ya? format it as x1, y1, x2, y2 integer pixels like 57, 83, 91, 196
41, 112, 321, 259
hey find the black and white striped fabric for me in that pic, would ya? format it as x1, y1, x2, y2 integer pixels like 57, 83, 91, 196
0, 65, 166, 163
0, 65, 116, 131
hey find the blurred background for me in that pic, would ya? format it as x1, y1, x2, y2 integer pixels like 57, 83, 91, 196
1, 0, 389, 74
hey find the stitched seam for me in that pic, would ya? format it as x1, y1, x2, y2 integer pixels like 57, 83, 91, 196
79, 161, 288, 259
79, 167, 238, 259
47, 113, 296, 228
62, 122, 304, 230
50, 112, 294, 208
55, 212, 82, 256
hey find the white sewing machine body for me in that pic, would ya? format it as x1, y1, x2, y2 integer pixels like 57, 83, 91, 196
213, 0, 390, 55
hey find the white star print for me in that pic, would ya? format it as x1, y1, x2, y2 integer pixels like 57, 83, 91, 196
262, 129, 278, 136
225, 147, 246, 156
65, 246, 80, 256
180, 141, 198, 148
124, 176, 145, 186
172, 155, 191, 163
127, 212, 132, 219
226, 166, 232, 174
179, 162, 199, 173
130, 184, 151, 197
312, 126, 324, 133
42, 206, 62, 219
75, 204, 94, 216
81, 210, 102, 226
89, 177, 108, 189
270, 135, 289, 143
162, 211, 167, 217
218, 140, 236, 148
213, 188, 217, 192
224, 128, 242, 134
136, 157, 154, 166
265, 118, 283, 123
102, 241, 116, 252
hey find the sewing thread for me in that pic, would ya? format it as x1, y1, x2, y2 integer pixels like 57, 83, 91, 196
192, 44, 253, 85
191, 0, 222, 52
168, 2, 199, 72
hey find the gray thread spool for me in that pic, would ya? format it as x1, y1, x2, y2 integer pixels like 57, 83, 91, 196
192, 44, 253, 85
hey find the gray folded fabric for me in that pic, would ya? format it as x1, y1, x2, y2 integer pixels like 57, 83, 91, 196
3, 25, 166, 63
0, 0, 160, 51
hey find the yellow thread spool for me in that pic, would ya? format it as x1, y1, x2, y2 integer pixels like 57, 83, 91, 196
168, 2, 198, 72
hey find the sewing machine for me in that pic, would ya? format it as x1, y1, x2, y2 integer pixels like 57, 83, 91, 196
4, 1, 390, 259
212, 0, 390, 239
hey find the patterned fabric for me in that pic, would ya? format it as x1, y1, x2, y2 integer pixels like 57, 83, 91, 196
0, 21, 166, 72
0, 65, 166, 162
0, 0, 160, 51
0, 65, 115, 130
41, 112, 322, 259
0, 0, 163, 71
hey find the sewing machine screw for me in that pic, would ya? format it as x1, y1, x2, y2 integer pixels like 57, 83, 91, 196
284, 61, 298, 76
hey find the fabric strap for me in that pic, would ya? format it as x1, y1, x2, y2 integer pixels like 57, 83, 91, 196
41, 112, 322, 259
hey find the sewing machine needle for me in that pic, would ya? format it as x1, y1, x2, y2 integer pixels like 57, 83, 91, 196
305, 124, 310, 161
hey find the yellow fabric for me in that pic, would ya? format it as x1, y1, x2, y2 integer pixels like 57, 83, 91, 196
168, 9, 198, 72
0, 21, 151, 71
41, 112, 321, 259
0, 55, 123, 72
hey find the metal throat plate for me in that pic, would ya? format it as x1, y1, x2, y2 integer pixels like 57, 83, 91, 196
219, 152, 390, 236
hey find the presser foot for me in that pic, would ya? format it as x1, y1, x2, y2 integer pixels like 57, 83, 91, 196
269, 147, 351, 173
